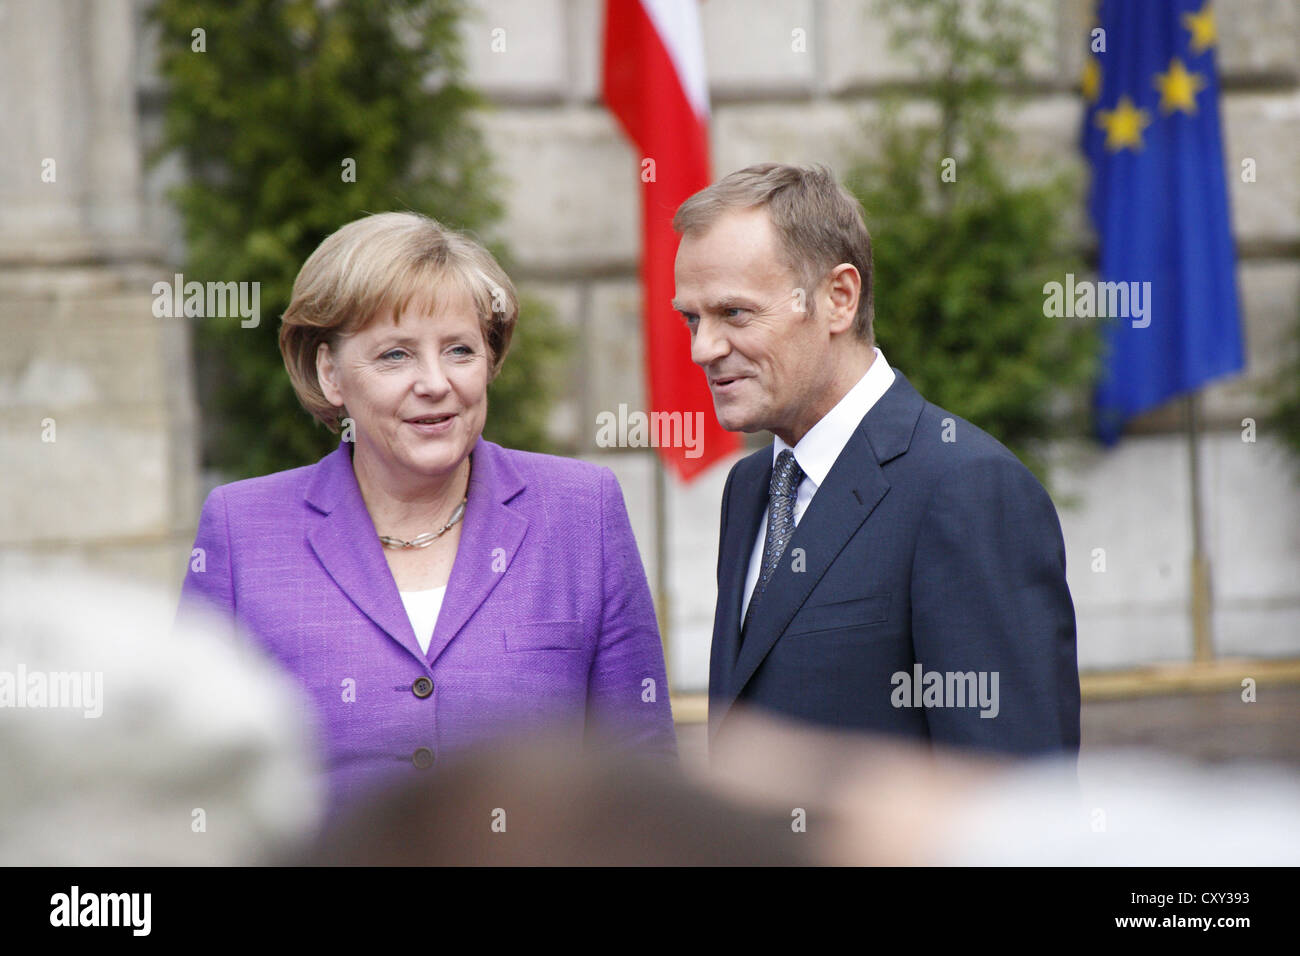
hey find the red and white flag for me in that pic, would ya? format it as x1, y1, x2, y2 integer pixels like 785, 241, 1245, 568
603, 0, 741, 481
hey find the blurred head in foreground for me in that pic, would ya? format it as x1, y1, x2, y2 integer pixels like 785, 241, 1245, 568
705, 707, 1300, 866
8, 554, 1298, 867
308, 705, 1300, 866
303, 737, 806, 866
0, 556, 323, 864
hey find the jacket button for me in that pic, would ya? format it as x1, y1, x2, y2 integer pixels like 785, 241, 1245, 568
412, 747, 434, 769
412, 676, 434, 698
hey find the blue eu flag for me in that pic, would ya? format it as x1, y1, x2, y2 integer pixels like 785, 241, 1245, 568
1083, 0, 1244, 444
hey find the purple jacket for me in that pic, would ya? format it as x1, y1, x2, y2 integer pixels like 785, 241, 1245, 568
178, 436, 676, 815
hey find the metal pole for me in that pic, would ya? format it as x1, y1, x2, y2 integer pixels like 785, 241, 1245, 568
654, 453, 672, 685
1185, 393, 1214, 663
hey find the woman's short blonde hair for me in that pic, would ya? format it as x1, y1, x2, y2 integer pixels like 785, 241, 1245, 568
279, 211, 519, 433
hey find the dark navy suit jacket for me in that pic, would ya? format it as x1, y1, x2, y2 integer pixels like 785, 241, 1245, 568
709, 371, 1080, 757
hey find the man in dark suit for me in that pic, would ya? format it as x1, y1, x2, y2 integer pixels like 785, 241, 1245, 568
672, 163, 1080, 757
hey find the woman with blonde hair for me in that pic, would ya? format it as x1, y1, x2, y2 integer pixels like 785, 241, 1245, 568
179, 212, 676, 816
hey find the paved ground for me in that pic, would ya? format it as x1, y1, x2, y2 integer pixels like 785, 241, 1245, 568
1081, 685, 1300, 766
673, 685, 1300, 772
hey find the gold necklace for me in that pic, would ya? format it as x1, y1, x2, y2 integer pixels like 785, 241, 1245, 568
378, 459, 470, 550
378, 498, 466, 549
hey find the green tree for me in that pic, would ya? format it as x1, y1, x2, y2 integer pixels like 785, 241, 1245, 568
151, 0, 566, 479
846, 0, 1099, 484
1267, 299, 1300, 476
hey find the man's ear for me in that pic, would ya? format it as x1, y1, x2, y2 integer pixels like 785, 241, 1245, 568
316, 341, 343, 407
824, 263, 861, 335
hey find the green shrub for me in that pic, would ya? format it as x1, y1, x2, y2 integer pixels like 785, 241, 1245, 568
846, 0, 1099, 484
151, 0, 566, 478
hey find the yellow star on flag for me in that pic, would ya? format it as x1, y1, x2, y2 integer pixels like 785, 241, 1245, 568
1183, 2, 1217, 54
1155, 58, 1207, 114
1082, 57, 1101, 103
1096, 95, 1151, 152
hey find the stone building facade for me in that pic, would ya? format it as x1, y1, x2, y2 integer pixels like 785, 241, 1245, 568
3, 0, 1297, 690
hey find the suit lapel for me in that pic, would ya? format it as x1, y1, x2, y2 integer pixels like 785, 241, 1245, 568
304, 436, 528, 667
710, 372, 927, 734
423, 438, 527, 665
727, 443, 889, 699
709, 450, 771, 707
306, 441, 426, 662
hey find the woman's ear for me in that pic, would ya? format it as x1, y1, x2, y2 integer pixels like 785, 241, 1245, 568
316, 341, 343, 408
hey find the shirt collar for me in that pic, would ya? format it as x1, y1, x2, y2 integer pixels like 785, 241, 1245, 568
774, 347, 896, 489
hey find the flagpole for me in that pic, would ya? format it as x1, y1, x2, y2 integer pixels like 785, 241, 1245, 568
1184, 393, 1214, 663
1075, 391, 1300, 699
653, 451, 672, 687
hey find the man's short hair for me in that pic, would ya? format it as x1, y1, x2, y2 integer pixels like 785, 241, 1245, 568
673, 163, 874, 343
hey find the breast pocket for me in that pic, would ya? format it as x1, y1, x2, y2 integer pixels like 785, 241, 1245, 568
785, 593, 890, 637
503, 620, 585, 652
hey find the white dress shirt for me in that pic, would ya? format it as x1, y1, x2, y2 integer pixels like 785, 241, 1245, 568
740, 347, 897, 623
398, 585, 447, 655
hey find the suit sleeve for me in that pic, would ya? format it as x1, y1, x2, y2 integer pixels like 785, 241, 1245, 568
174, 485, 237, 638
584, 468, 678, 760
716, 464, 735, 586
910, 454, 1080, 757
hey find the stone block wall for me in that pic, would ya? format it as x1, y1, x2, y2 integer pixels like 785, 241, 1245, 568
0, 0, 199, 598
3, 1, 1290, 692
441, 0, 1300, 687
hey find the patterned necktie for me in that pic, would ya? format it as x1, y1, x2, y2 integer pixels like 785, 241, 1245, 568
741, 449, 805, 639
